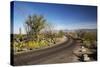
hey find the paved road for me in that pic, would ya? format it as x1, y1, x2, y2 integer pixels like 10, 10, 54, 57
13, 38, 80, 66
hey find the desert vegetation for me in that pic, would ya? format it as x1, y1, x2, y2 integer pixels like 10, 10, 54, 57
13, 14, 65, 53
73, 30, 97, 61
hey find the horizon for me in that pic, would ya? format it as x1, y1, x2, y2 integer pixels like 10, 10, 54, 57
12, 28, 97, 35
11, 1, 97, 34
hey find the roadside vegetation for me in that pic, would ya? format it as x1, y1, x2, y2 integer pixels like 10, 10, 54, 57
13, 14, 65, 53
74, 30, 97, 61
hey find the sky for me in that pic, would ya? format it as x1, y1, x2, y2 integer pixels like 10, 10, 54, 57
11, 1, 97, 34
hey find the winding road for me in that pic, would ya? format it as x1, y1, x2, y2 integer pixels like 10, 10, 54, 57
13, 37, 80, 66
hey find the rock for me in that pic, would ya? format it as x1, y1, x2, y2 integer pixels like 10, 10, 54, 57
83, 54, 90, 61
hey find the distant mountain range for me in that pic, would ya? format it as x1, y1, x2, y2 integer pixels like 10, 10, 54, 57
62, 28, 97, 33
74, 29, 97, 32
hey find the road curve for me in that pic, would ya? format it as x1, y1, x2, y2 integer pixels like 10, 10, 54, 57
13, 38, 78, 66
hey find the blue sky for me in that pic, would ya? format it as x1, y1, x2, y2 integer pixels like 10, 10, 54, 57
11, 1, 97, 34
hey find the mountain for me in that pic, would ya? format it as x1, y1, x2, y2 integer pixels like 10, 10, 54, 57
75, 29, 97, 32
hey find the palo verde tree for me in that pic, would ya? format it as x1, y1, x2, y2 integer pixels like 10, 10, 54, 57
25, 14, 47, 41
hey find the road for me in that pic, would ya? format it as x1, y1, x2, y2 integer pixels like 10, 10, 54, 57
13, 38, 80, 66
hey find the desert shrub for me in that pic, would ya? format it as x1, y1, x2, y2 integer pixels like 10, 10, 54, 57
82, 32, 97, 48
27, 40, 49, 49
